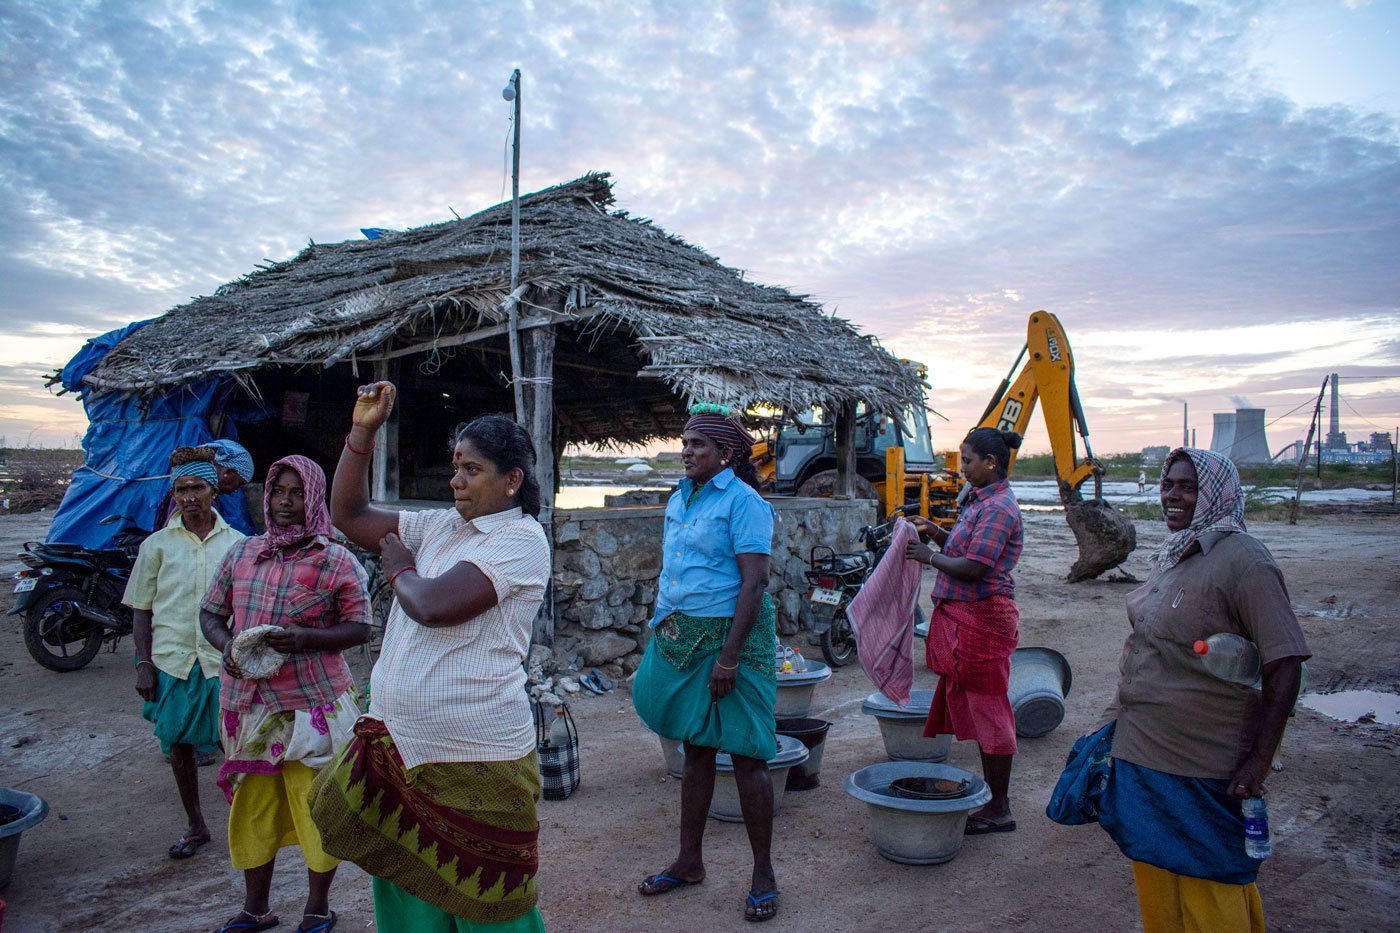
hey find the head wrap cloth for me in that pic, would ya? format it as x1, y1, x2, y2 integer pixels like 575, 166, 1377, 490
206, 439, 255, 483
1151, 447, 1247, 570
683, 413, 754, 459
260, 455, 333, 556
170, 461, 219, 488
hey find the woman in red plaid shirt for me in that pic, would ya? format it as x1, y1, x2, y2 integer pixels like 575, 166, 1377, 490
905, 427, 1024, 836
200, 455, 370, 933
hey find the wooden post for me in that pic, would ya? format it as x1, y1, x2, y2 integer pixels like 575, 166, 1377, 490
372, 359, 400, 503
833, 402, 857, 499
520, 315, 556, 647
1289, 376, 1327, 525
1392, 427, 1397, 508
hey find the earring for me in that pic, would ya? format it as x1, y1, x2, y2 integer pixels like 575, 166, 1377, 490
507, 488, 515, 496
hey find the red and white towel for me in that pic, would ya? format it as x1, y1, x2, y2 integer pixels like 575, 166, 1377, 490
847, 519, 921, 707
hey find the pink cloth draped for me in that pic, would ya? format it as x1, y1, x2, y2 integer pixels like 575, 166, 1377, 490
259, 455, 332, 557
923, 595, 1020, 755
847, 519, 921, 706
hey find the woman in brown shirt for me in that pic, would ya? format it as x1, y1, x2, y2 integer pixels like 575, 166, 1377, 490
1094, 448, 1309, 933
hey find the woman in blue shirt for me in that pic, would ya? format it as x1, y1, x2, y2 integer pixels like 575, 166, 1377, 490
633, 404, 781, 923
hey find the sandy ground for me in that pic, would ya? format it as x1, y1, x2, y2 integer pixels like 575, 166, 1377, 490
1, 507, 1397, 932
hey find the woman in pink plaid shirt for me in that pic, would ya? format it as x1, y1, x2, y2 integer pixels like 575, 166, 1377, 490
200, 455, 370, 933
905, 427, 1024, 836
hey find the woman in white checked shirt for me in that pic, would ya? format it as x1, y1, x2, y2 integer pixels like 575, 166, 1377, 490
310, 383, 551, 933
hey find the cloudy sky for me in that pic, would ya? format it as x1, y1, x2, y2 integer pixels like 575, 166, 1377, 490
2, 0, 1397, 457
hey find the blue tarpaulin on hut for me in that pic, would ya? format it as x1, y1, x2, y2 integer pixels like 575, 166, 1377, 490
46, 322, 258, 547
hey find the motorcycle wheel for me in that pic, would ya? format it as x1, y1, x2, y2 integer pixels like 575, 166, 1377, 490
24, 585, 105, 672
820, 606, 858, 667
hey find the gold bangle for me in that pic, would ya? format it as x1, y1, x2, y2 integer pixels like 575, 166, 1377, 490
714, 659, 739, 671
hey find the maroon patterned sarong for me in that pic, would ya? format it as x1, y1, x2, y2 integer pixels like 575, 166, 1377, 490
309, 717, 540, 922
923, 595, 1020, 755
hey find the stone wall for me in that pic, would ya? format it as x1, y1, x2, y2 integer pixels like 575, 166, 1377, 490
548, 497, 877, 676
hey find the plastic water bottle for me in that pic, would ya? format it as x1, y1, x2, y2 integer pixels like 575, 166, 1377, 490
1193, 633, 1261, 686
1242, 797, 1272, 859
547, 707, 570, 748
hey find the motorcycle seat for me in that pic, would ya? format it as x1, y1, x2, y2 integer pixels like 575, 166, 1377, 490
31, 542, 88, 556
829, 554, 870, 574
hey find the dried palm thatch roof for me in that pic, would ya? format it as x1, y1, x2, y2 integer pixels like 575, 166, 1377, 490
81, 172, 924, 444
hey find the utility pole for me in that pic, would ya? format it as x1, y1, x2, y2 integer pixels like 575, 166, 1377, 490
503, 68, 525, 423
1392, 426, 1397, 508
1289, 376, 1328, 525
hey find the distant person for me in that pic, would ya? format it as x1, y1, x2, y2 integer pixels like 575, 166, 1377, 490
632, 403, 781, 923
1138, 470, 1147, 493
151, 439, 256, 529
123, 447, 244, 859
904, 427, 1024, 835
200, 455, 369, 933
1074, 448, 1309, 932
314, 382, 551, 932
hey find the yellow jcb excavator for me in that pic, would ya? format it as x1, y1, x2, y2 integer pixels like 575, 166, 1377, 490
754, 310, 1136, 581
882, 310, 1136, 580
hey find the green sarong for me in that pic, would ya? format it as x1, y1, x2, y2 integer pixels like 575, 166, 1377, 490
633, 594, 777, 761
141, 662, 220, 755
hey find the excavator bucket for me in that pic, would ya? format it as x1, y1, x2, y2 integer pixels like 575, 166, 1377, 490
1063, 496, 1137, 582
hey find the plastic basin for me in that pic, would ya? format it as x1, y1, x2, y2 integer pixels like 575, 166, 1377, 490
775, 717, 832, 790
1008, 647, 1072, 738
861, 689, 951, 762
0, 788, 49, 889
657, 734, 685, 779
844, 761, 990, 865
709, 734, 809, 822
774, 659, 832, 719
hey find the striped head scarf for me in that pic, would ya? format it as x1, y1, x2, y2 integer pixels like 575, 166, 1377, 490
206, 439, 255, 483
683, 403, 754, 460
1151, 447, 1247, 570
260, 455, 333, 556
170, 460, 219, 488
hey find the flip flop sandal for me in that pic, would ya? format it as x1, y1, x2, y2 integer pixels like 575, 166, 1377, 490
580, 673, 607, 695
638, 872, 704, 896
298, 910, 336, 933
589, 668, 615, 691
167, 832, 211, 859
745, 890, 780, 923
964, 816, 1017, 835
219, 910, 279, 932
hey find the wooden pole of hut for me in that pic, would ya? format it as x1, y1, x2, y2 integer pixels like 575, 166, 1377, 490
833, 402, 857, 498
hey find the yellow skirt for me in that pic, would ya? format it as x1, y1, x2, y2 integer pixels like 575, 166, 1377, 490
1132, 860, 1265, 933
228, 760, 338, 873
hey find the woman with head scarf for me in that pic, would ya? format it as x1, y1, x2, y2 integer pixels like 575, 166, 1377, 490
1082, 448, 1309, 932
123, 447, 245, 859
904, 426, 1025, 835
313, 382, 552, 933
199, 456, 370, 933
632, 403, 781, 923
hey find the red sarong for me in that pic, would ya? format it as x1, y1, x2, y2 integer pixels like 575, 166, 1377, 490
923, 595, 1019, 755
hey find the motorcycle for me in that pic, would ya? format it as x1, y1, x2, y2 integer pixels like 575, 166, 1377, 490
804, 506, 926, 668
10, 515, 149, 672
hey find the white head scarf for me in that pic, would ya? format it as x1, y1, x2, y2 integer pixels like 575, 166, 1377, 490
1151, 447, 1247, 569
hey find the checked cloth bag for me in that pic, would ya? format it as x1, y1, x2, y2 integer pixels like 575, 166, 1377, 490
532, 698, 580, 800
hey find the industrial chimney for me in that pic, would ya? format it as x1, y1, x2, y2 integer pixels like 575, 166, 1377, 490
1325, 372, 1348, 450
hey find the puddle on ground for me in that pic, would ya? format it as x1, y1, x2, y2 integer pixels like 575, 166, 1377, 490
1300, 690, 1400, 727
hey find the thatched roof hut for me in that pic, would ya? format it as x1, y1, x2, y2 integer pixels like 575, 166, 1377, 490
73, 173, 924, 503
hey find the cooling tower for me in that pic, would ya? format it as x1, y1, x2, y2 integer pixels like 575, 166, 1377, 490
1229, 409, 1271, 463
1211, 409, 1271, 464
1210, 413, 1237, 457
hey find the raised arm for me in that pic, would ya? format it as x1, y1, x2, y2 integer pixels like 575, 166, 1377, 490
331, 381, 402, 550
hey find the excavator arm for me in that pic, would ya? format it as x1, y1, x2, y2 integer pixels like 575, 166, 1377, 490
974, 310, 1103, 501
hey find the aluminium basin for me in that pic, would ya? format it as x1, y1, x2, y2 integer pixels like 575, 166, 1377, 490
845, 761, 990, 865
709, 734, 808, 822
861, 688, 951, 762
